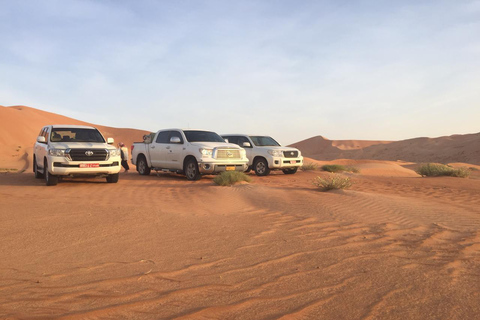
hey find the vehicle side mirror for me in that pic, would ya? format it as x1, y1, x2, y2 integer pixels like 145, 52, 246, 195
170, 136, 181, 144
242, 142, 251, 148
37, 136, 46, 143
224, 138, 229, 143
107, 137, 114, 144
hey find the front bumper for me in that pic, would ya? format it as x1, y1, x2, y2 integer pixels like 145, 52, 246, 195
197, 160, 249, 174
268, 157, 303, 169
48, 157, 121, 176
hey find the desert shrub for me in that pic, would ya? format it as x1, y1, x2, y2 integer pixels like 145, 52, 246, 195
345, 166, 360, 173
301, 162, 319, 171
321, 164, 346, 172
416, 163, 470, 178
313, 174, 353, 191
213, 171, 251, 186
321, 164, 359, 173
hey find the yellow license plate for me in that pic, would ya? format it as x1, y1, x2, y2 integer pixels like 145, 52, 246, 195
226, 166, 235, 171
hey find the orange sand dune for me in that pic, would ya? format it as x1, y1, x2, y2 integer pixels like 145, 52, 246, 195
1, 105, 480, 319
291, 133, 480, 165
0, 169, 479, 319
0, 105, 149, 171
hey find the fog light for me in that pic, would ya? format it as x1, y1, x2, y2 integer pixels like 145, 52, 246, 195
203, 164, 211, 170
275, 160, 279, 165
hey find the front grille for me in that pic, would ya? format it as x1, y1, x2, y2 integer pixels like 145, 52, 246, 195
283, 150, 299, 158
67, 149, 108, 161
215, 149, 241, 159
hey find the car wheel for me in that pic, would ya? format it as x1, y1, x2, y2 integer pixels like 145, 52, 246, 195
137, 155, 151, 175
184, 158, 201, 181
34, 157, 44, 179
282, 167, 298, 174
44, 159, 58, 186
254, 158, 270, 176
106, 173, 119, 183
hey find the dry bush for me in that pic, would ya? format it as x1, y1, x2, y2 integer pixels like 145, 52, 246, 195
301, 162, 319, 171
313, 174, 353, 191
213, 171, 251, 186
322, 164, 359, 173
416, 163, 470, 178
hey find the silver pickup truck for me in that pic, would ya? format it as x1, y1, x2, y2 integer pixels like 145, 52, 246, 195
131, 129, 249, 180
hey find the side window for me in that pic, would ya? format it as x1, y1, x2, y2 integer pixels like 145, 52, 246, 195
224, 136, 237, 145
155, 131, 170, 143
169, 131, 184, 144
238, 136, 251, 147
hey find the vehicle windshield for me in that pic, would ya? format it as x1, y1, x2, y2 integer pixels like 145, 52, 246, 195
250, 136, 280, 146
184, 130, 225, 143
50, 128, 105, 143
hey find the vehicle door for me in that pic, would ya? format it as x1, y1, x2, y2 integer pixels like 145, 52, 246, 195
149, 131, 169, 168
165, 130, 185, 169
237, 136, 254, 164
35, 126, 50, 168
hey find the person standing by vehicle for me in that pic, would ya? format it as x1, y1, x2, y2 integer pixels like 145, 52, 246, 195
119, 142, 130, 173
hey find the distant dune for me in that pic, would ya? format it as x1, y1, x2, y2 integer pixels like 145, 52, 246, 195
0, 105, 149, 171
290, 134, 480, 165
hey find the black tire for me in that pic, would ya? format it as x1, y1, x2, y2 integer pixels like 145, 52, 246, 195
34, 157, 44, 179
137, 155, 151, 175
106, 173, 119, 183
282, 167, 298, 175
44, 159, 58, 186
184, 158, 201, 181
254, 158, 270, 176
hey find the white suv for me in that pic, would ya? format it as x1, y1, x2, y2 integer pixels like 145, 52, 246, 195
222, 134, 303, 176
33, 125, 122, 185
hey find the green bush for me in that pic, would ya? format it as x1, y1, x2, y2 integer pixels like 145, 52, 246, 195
416, 163, 470, 178
213, 171, 251, 186
321, 164, 359, 173
313, 174, 353, 191
301, 162, 319, 171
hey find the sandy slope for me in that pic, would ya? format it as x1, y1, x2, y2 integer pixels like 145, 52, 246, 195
1, 166, 479, 319
0, 105, 149, 171
291, 134, 480, 165
1, 105, 479, 318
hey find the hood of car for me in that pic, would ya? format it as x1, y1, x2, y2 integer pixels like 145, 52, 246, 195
49, 142, 112, 149
190, 142, 242, 149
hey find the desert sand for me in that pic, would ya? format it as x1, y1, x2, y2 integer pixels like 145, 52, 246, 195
1, 105, 480, 319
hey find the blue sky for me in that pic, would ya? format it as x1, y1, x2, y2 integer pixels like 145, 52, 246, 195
1, 0, 479, 145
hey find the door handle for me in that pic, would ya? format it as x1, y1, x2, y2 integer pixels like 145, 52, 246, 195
151, 146, 155, 149
166, 146, 171, 149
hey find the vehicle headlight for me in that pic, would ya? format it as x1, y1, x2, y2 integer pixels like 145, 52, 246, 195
108, 149, 120, 157
199, 148, 213, 157
268, 150, 283, 157
48, 148, 66, 157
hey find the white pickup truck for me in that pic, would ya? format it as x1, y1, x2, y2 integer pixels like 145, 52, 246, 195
33, 125, 122, 186
131, 129, 249, 180
221, 134, 303, 176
